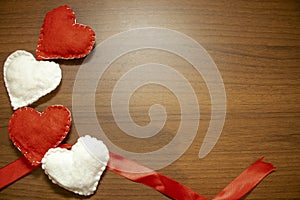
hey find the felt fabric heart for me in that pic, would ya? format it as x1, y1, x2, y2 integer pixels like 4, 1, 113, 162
8, 106, 71, 166
3, 50, 62, 110
42, 135, 109, 196
36, 5, 95, 60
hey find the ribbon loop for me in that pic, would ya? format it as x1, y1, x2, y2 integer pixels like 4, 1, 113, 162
0, 151, 275, 200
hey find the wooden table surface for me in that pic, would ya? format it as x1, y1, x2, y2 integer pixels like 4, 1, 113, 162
0, 0, 299, 199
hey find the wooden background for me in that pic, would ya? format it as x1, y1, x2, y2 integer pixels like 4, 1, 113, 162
0, 0, 299, 199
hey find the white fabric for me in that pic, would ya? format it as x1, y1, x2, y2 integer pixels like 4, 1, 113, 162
41, 135, 109, 196
4, 50, 61, 109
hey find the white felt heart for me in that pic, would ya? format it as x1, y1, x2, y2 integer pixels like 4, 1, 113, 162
41, 135, 109, 196
3, 50, 61, 110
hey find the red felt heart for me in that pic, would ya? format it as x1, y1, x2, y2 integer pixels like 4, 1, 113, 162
8, 106, 71, 166
36, 5, 95, 60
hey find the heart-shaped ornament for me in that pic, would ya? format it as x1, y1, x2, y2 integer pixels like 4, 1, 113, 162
8, 105, 71, 166
42, 135, 109, 196
3, 50, 62, 110
36, 5, 95, 60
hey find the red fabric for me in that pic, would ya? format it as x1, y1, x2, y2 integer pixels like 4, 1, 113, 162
36, 5, 95, 60
8, 106, 71, 166
0, 152, 275, 199
213, 157, 275, 200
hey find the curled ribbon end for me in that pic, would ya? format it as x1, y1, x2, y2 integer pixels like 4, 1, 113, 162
258, 157, 276, 169
0, 154, 275, 200
213, 157, 276, 200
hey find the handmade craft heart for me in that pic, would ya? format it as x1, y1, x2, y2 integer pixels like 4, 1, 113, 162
36, 5, 95, 60
8, 105, 71, 166
42, 135, 109, 196
3, 50, 61, 110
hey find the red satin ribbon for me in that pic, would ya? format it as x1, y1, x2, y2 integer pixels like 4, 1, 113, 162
108, 152, 209, 200
212, 157, 275, 200
0, 151, 275, 200
0, 156, 38, 189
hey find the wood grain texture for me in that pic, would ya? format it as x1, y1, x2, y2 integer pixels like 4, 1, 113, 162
0, 0, 299, 199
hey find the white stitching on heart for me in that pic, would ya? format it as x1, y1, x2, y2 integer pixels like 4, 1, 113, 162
3, 50, 62, 109
41, 135, 109, 196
